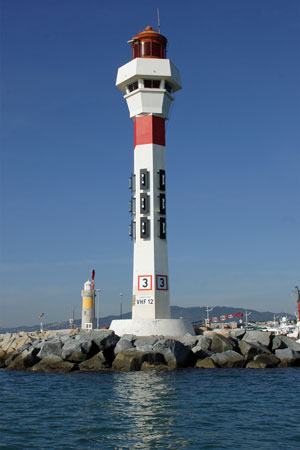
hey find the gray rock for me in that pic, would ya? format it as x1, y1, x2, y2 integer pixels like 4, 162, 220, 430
14, 335, 31, 351
114, 335, 135, 355
61, 339, 92, 362
238, 340, 271, 361
60, 334, 74, 344
191, 336, 212, 360
28, 340, 41, 353
229, 329, 246, 340
152, 338, 193, 368
246, 354, 280, 369
83, 330, 120, 352
210, 334, 234, 353
242, 331, 272, 348
5, 353, 27, 370
246, 360, 265, 369
134, 336, 160, 352
31, 355, 75, 372
22, 347, 41, 368
79, 352, 108, 371
112, 350, 144, 371
195, 357, 217, 368
18, 343, 33, 353
37, 339, 63, 359
211, 350, 245, 368
175, 333, 199, 349
5, 347, 37, 370
252, 354, 280, 368
272, 336, 287, 351
273, 336, 300, 352
275, 348, 300, 366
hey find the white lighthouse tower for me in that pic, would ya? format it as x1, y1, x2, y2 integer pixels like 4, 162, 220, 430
110, 26, 194, 336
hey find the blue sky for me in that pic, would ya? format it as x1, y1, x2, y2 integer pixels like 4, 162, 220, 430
1, 0, 299, 327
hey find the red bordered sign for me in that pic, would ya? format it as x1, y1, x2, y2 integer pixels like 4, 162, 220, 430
138, 275, 152, 291
156, 275, 168, 291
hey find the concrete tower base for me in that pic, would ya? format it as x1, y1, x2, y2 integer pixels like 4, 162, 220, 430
109, 318, 195, 337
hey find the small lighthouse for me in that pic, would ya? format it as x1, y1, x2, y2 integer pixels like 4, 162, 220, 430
81, 271, 96, 330
110, 26, 194, 336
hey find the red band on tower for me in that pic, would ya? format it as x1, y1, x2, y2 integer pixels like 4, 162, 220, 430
134, 115, 165, 147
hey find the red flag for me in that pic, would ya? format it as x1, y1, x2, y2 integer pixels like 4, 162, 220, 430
91, 269, 95, 290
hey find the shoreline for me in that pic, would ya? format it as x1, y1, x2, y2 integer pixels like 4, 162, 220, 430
1, 328, 300, 372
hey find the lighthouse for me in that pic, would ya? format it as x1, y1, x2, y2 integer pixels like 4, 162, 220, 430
81, 270, 96, 330
110, 26, 194, 336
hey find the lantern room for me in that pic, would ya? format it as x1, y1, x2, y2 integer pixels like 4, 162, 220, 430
129, 26, 167, 60
116, 25, 182, 119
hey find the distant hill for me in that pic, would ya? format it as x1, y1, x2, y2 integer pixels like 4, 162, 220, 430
0, 306, 294, 334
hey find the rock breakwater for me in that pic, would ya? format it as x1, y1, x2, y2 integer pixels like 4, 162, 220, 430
1, 329, 300, 372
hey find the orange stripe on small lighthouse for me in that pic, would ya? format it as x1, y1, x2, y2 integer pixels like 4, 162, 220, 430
134, 115, 165, 147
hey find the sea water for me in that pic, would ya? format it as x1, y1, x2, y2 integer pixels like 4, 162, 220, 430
0, 368, 299, 449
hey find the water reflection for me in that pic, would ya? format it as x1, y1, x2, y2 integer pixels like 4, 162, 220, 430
112, 371, 186, 448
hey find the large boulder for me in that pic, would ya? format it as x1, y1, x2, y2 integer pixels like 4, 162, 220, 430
13, 335, 31, 351
114, 335, 135, 355
61, 338, 93, 362
210, 334, 234, 353
238, 340, 271, 361
246, 354, 280, 368
112, 350, 144, 371
152, 338, 193, 368
60, 334, 74, 344
37, 339, 63, 359
272, 336, 287, 351
77, 330, 119, 364
5, 353, 27, 370
242, 331, 272, 348
191, 336, 211, 353
134, 336, 161, 352
272, 336, 300, 352
82, 330, 120, 351
31, 355, 75, 372
79, 352, 108, 371
175, 334, 199, 349
195, 357, 217, 368
229, 329, 246, 340
211, 350, 245, 368
275, 348, 300, 367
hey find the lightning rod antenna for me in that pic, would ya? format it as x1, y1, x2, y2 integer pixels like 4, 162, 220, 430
157, 8, 161, 34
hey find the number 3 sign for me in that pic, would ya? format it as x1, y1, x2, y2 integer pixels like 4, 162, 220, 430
138, 275, 152, 291
156, 275, 168, 290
